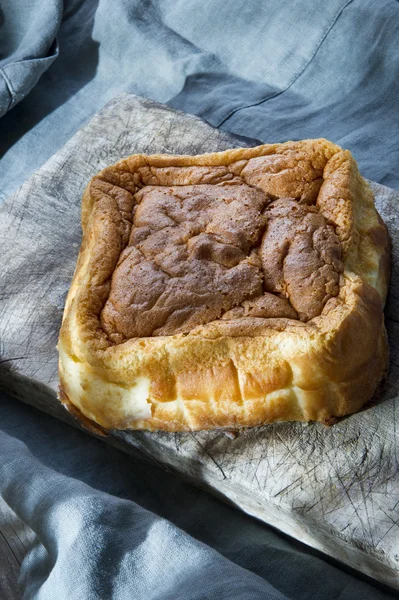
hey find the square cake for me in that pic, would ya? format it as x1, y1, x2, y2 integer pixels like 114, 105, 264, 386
58, 139, 390, 431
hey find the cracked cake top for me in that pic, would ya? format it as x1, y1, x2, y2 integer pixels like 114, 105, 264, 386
101, 182, 343, 341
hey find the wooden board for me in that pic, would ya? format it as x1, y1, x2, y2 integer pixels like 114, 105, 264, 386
1, 93, 399, 589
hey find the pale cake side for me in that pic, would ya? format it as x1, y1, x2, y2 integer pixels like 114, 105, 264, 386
58, 139, 390, 431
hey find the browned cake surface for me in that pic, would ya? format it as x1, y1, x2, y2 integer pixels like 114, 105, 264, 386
101, 184, 344, 341
58, 139, 391, 431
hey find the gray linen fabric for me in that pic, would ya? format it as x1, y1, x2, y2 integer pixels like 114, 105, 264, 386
0, 0, 61, 119
0, 0, 398, 598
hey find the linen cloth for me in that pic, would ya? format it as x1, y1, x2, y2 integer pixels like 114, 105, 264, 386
0, 0, 398, 598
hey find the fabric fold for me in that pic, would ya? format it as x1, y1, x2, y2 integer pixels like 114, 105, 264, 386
0, 0, 62, 117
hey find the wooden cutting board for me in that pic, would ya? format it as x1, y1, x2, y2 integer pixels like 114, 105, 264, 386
1, 94, 399, 588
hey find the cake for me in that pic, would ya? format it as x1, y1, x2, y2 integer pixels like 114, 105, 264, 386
58, 139, 390, 431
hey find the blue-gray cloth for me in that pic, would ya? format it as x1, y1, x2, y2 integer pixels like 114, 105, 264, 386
0, 1, 398, 598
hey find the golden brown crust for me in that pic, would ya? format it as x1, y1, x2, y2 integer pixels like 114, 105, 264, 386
59, 388, 108, 437
58, 139, 391, 431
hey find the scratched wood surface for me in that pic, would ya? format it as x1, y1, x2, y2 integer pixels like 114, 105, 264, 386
1, 94, 399, 589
